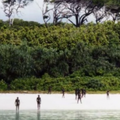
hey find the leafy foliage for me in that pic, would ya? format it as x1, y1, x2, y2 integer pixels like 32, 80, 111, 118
0, 19, 120, 91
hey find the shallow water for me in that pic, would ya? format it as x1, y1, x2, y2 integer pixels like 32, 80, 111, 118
0, 110, 120, 120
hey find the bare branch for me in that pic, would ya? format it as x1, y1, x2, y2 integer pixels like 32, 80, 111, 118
2, 0, 33, 26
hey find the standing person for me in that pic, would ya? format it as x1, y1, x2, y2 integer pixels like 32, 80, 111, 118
77, 92, 82, 104
75, 88, 78, 100
62, 87, 65, 98
36, 95, 41, 110
77, 89, 80, 96
15, 97, 20, 111
48, 86, 51, 94
106, 90, 109, 98
83, 89, 86, 97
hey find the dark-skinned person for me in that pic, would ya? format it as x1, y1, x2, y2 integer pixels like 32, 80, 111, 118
106, 90, 110, 98
15, 97, 20, 112
36, 95, 41, 110
77, 92, 82, 104
62, 87, 65, 98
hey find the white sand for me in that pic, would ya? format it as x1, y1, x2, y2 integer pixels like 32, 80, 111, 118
0, 93, 120, 110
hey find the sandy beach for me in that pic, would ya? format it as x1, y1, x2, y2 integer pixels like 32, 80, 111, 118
0, 93, 120, 110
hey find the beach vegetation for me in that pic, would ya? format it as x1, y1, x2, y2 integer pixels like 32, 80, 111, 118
0, 19, 120, 91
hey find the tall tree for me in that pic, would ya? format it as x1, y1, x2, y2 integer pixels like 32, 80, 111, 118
45, 0, 106, 27
93, 7, 107, 23
92, 0, 120, 23
42, 0, 66, 26
44, 0, 120, 26
105, 6, 120, 22
41, 0, 53, 27
2, 0, 33, 26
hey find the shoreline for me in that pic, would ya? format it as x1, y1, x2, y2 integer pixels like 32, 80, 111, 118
0, 90, 120, 94
0, 93, 120, 110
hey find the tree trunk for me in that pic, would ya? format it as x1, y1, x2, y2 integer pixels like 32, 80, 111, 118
75, 14, 79, 27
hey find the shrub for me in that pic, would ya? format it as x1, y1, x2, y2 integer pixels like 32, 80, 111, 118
0, 80, 7, 91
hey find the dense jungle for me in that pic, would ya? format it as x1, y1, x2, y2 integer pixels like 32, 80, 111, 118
1, 0, 120, 92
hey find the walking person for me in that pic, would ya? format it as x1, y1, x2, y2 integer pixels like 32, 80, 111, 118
15, 97, 20, 112
75, 88, 78, 100
36, 95, 41, 110
77, 92, 82, 103
77, 89, 80, 96
62, 87, 65, 98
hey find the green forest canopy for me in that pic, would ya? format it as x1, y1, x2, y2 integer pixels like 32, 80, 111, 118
0, 19, 120, 91
1, 0, 120, 92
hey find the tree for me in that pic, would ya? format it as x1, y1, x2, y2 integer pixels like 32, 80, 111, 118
2, 0, 33, 26
40, 0, 53, 27
45, 0, 106, 27
93, 7, 107, 23
42, 0, 66, 27
105, 6, 120, 22
98, 0, 120, 22
44, 0, 120, 26
53, 1, 66, 25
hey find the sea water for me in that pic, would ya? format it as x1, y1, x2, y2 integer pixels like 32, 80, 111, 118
0, 110, 120, 120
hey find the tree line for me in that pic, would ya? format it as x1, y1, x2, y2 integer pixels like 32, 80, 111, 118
0, 19, 120, 91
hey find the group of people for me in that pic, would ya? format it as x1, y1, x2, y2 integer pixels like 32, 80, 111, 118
15, 88, 110, 111
75, 88, 86, 103
48, 87, 87, 103
48, 86, 86, 103
15, 95, 41, 111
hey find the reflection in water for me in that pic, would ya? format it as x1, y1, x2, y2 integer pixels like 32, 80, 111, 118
15, 112, 19, 120
37, 111, 40, 120
0, 110, 120, 120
